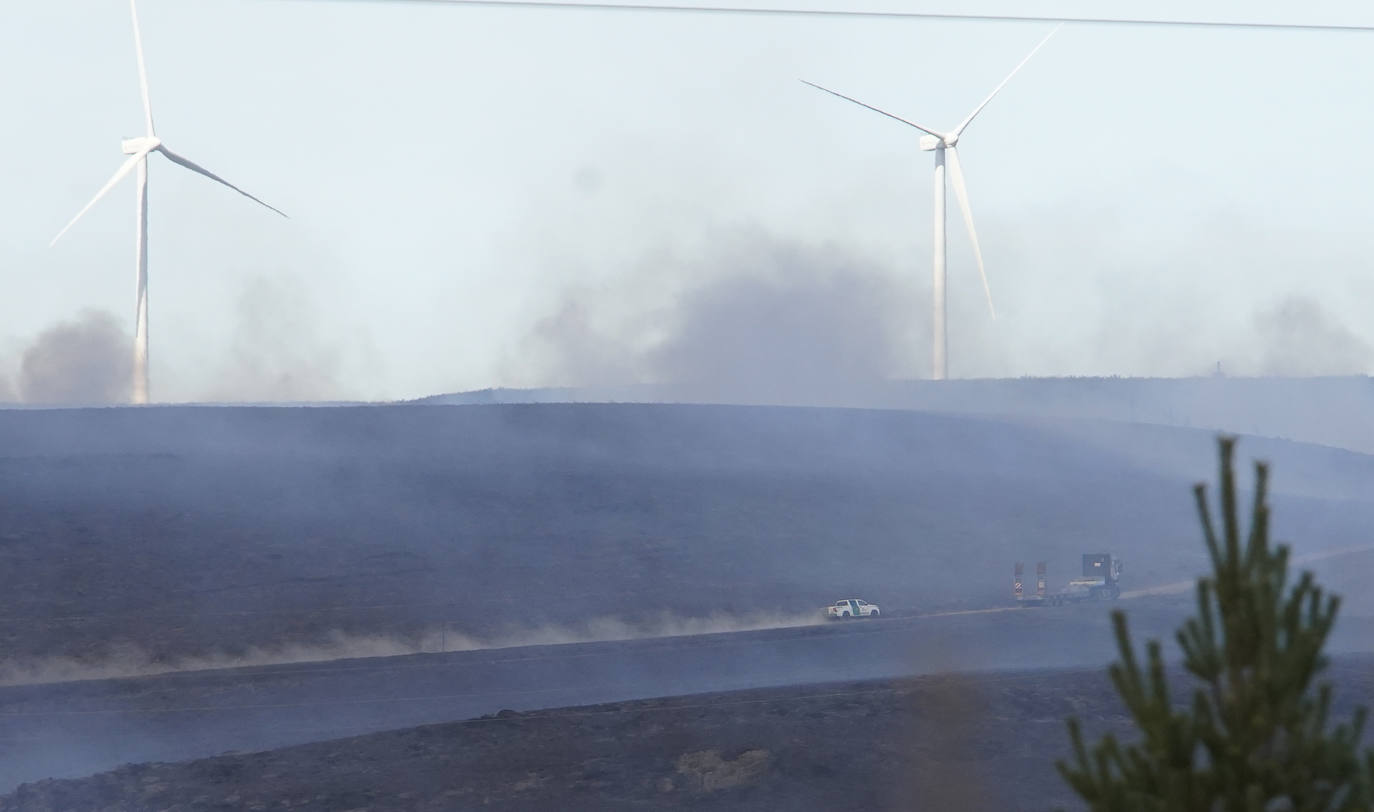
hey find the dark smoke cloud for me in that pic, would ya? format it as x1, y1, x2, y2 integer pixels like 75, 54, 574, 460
18, 311, 131, 405
517, 206, 1374, 392
646, 240, 914, 402
1253, 296, 1373, 376
3, 273, 372, 407
523, 230, 924, 404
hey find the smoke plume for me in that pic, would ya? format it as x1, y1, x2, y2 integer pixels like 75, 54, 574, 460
518, 212, 1374, 391
1253, 295, 1373, 376
17, 310, 131, 405
523, 231, 926, 403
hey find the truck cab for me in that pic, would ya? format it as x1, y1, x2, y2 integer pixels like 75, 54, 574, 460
1067, 553, 1123, 599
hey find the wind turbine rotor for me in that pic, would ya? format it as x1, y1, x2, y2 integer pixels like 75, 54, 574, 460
50, 147, 154, 247
156, 146, 289, 218
130, 0, 156, 137
121, 136, 161, 155
944, 146, 995, 319
49, 0, 288, 406
803, 24, 1058, 379
799, 80, 946, 140
952, 24, 1061, 138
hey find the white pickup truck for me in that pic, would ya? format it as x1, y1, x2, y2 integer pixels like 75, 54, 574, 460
826, 598, 880, 619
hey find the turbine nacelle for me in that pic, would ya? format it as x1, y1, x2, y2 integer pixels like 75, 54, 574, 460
919, 134, 942, 151
121, 136, 161, 155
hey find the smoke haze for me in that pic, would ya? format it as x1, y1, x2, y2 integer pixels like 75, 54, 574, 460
516, 218, 1372, 397
195, 274, 352, 403
1254, 295, 1373, 376
16, 310, 131, 405
644, 241, 913, 403
0, 272, 374, 406
522, 231, 927, 401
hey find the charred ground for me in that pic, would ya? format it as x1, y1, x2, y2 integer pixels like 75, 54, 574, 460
1, 402, 1372, 668
1, 398, 1373, 805
7, 654, 1374, 812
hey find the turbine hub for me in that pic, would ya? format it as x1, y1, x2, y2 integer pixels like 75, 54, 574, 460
121, 136, 161, 154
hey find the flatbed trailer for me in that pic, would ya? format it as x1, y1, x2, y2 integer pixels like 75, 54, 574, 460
1015, 554, 1123, 607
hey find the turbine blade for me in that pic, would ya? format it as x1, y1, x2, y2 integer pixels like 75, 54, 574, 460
800, 80, 945, 139
51, 150, 148, 246
945, 147, 995, 319
952, 24, 1060, 137
130, 0, 155, 136
157, 147, 289, 218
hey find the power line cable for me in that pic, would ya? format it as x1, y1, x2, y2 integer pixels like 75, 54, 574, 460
289, 0, 1374, 34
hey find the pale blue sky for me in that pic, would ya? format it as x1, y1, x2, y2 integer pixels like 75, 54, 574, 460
3, 1, 1373, 401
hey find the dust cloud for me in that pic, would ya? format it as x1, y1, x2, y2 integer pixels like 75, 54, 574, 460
15, 310, 131, 405
0, 610, 824, 687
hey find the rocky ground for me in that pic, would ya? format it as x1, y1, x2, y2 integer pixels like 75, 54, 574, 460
7, 655, 1374, 811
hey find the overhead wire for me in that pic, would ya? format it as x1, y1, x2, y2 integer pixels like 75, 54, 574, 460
288, 0, 1374, 34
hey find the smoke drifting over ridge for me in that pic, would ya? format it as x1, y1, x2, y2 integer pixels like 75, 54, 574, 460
13, 310, 131, 405
645, 247, 908, 402
0, 273, 374, 405
1254, 296, 1373, 376
521, 232, 940, 403
517, 217, 1373, 395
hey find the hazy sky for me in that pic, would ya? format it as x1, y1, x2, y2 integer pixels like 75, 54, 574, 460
4, 0, 1374, 402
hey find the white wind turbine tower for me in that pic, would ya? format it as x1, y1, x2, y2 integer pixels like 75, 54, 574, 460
51, 0, 287, 405
804, 27, 1059, 380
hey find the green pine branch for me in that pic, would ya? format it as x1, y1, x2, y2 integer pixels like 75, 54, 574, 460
1056, 436, 1373, 811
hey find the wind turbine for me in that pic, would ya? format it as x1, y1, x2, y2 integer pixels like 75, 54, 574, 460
804, 27, 1059, 380
51, 0, 287, 405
